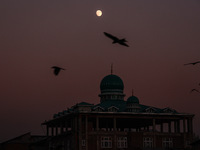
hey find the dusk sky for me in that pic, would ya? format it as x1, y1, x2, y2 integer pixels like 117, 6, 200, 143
0, 0, 200, 142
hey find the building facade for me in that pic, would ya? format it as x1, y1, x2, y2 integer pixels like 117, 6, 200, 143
42, 73, 194, 150
0, 132, 47, 150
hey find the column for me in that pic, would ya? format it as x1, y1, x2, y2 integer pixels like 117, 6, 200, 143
61, 122, 64, 134
160, 123, 163, 133
183, 119, 186, 133
78, 115, 82, 150
96, 117, 99, 131
86, 116, 88, 150
187, 118, 193, 133
96, 117, 99, 150
168, 122, 171, 133
47, 126, 49, 136
113, 117, 116, 131
190, 119, 193, 133
56, 126, 58, 135
71, 117, 77, 150
64, 120, 67, 132
153, 119, 156, 132
177, 120, 180, 133
147, 126, 149, 132
113, 117, 117, 149
174, 121, 177, 133
74, 116, 78, 150
51, 127, 54, 136
152, 119, 156, 149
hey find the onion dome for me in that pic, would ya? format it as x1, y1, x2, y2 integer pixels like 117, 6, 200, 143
127, 95, 139, 104
100, 74, 124, 93
99, 74, 125, 102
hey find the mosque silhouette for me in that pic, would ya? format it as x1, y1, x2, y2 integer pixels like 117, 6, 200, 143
41, 72, 194, 150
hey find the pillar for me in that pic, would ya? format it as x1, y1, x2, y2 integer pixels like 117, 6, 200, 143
177, 120, 180, 133
174, 121, 177, 133
96, 117, 99, 150
168, 122, 171, 133
113, 117, 117, 149
61, 122, 64, 134
96, 117, 99, 131
86, 116, 88, 150
113, 117, 116, 131
47, 126, 49, 136
147, 126, 149, 132
78, 115, 82, 150
187, 118, 193, 133
153, 119, 156, 132
51, 127, 54, 136
160, 123, 163, 133
183, 119, 186, 133
56, 126, 58, 135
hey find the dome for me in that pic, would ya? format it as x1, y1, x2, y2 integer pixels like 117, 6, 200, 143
127, 96, 139, 104
100, 74, 124, 91
99, 74, 125, 102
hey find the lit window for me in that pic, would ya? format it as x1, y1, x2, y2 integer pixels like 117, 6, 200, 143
117, 137, 128, 148
163, 138, 173, 148
143, 137, 153, 148
101, 137, 112, 148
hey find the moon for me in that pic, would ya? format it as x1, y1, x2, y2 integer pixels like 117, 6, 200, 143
96, 10, 102, 17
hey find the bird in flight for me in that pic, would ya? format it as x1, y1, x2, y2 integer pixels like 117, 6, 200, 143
184, 61, 200, 66
51, 66, 65, 76
103, 32, 129, 47
190, 89, 200, 93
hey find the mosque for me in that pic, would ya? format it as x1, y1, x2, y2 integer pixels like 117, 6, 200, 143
42, 72, 194, 150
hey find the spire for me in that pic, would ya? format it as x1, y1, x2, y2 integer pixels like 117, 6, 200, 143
111, 63, 113, 74
132, 89, 134, 96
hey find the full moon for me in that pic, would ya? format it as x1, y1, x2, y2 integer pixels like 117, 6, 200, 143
96, 10, 102, 17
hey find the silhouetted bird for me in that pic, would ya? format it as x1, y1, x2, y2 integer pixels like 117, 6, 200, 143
190, 89, 200, 93
51, 66, 65, 76
103, 32, 129, 47
184, 61, 200, 66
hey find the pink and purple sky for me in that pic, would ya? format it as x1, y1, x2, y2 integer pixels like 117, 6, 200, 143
0, 0, 200, 142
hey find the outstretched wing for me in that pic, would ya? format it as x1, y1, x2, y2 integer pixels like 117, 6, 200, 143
184, 61, 200, 65
51, 66, 65, 76
193, 61, 200, 64
190, 89, 200, 93
104, 32, 118, 41
184, 63, 193, 65
119, 41, 129, 47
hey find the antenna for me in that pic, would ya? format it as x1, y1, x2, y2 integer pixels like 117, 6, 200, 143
111, 63, 113, 74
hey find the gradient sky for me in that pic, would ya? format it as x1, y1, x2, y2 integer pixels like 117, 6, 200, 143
0, 0, 200, 142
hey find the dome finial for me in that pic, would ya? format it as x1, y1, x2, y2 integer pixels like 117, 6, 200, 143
132, 89, 134, 96
111, 63, 113, 74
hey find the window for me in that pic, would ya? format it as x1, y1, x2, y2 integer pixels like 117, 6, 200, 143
101, 137, 112, 148
143, 137, 153, 148
117, 137, 128, 148
163, 138, 173, 148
